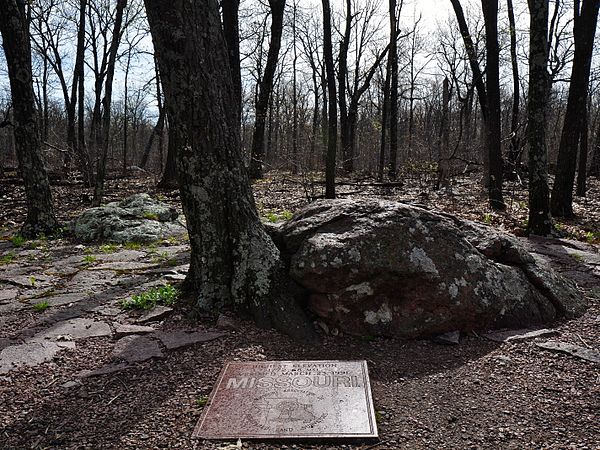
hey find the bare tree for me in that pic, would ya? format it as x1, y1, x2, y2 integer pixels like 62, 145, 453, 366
322, 0, 337, 198
249, 0, 286, 180
0, 0, 59, 236
551, 0, 600, 217
527, 0, 552, 235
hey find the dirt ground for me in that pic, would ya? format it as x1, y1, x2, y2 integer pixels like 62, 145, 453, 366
0, 172, 599, 449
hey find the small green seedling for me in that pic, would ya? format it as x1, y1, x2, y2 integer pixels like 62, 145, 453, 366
99, 243, 118, 253
119, 284, 179, 310
196, 396, 209, 407
0, 252, 16, 265
482, 213, 493, 224
11, 234, 26, 247
29, 276, 37, 287
83, 254, 97, 264
123, 242, 142, 250
33, 300, 50, 312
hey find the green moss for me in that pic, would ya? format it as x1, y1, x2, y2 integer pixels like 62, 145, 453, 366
83, 254, 97, 265
99, 243, 118, 253
10, 234, 26, 247
123, 242, 142, 250
0, 252, 16, 265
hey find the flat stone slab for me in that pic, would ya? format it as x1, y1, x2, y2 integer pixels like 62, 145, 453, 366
135, 306, 173, 323
34, 318, 112, 341
536, 341, 600, 363
483, 328, 559, 343
112, 335, 163, 363
91, 261, 158, 272
0, 341, 76, 374
155, 330, 224, 350
194, 360, 378, 439
114, 324, 155, 338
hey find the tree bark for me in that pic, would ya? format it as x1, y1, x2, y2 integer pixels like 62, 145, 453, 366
339, 0, 352, 173
576, 105, 589, 196
388, 0, 399, 179
506, 0, 521, 177
249, 0, 286, 180
222, 0, 241, 121
481, 0, 504, 209
527, 0, 552, 235
144, 0, 315, 340
551, 0, 600, 217
322, 0, 337, 198
0, 0, 58, 237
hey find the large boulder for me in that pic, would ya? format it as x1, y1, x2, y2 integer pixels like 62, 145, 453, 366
270, 199, 585, 338
72, 194, 187, 243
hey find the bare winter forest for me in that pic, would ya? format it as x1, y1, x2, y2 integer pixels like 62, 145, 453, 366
0, 0, 599, 448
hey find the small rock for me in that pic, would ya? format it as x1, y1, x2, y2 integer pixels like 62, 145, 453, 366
155, 330, 224, 350
483, 328, 559, 343
536, 341, 600, 363
112, 336, 163, 363
216, 314, 239, 331
114, 324, 155, 338
78, 363, 131, 378
61, 380, 83, 389
135, 306, 173, 324
433, 331, 460, 345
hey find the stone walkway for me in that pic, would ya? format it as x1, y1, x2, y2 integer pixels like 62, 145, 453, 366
0, 234, 598, 377
0, 238, 224, 377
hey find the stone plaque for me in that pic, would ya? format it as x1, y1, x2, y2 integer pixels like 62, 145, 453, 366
194, 360, 377, 439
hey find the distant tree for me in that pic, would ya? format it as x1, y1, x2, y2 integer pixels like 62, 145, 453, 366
0, 0, 59, 237
551, 0, 600, 217
322, 0, 337, 198
527, 0, 552, 235
92, 0, 127, 206
143, 0, 314, 339
506, 0, 521, 177
450, 0, 504, 209
249, 0, 286, 180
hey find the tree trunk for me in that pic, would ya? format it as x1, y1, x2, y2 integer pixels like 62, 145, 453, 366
322, 0, 337, 198
339, 0, 352, 173
0, 0, 58, 237
157, 120, 178, 189
589, 118, 600, 177
527, 0, 552, 235
144, 0, 315, 340
222, 0, 241, 121
551, 0, 600, 217
93, 0, 127, 206
506, 0, 520, 177
378, 55, 391, 182
249, 0, 286, 180
576, 105, 589, 196
481, 0, 504, 209
388, 0, 399, 180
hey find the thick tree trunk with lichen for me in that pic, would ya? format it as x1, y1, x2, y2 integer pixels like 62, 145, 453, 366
0, 0, 58, 237
144, 0, 315, 340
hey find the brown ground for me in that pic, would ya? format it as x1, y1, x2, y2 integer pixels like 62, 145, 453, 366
0, 171, 599, 449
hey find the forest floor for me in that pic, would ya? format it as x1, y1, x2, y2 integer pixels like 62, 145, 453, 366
0, 171, 599, 449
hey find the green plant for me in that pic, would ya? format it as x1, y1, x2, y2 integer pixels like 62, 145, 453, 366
0, 252, 16, 265
585, 231, 596, 244
119, 284, 179, 310
83, 254, 97, 264
99, 243, 118, 253
29, 276, 37, 287
280, 210, 293, 221
33, 300, 50, 312
123, 242, 142, 250
10, 234, 26, 247
482, 213, 493, 224
196, 395, 209, 407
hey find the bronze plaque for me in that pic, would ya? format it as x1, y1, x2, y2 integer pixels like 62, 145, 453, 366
194, 360, 378, 439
